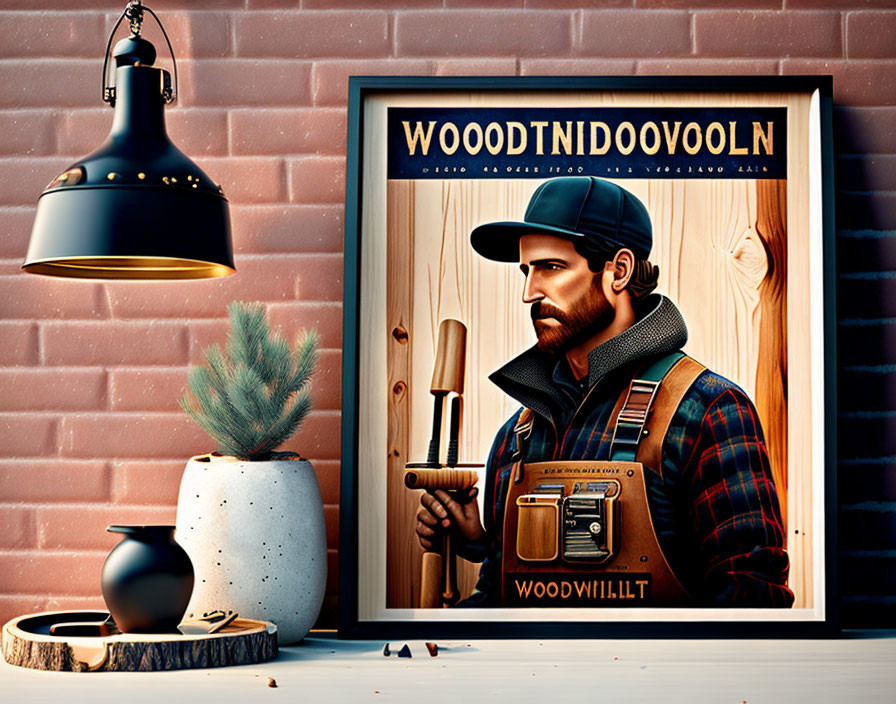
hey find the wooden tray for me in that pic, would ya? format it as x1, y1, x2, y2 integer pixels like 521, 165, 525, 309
2, 610, 278, 672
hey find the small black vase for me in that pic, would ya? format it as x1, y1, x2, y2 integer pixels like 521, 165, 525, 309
101, 525, 194, 633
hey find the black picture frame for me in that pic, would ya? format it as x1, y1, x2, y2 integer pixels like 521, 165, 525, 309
339, 76, 837, 639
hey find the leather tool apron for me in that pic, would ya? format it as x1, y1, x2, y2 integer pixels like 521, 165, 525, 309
500, 353, 705, 606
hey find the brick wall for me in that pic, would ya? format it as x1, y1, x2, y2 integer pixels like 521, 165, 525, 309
0, 0, 892, 630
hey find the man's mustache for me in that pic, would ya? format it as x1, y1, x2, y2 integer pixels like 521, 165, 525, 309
530, 301, 567, 323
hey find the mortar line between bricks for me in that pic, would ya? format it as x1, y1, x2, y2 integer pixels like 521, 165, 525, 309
267, 300, 343, 307
235, 249, 348, 256
102, 367, 112, 413
101, 284, 115, 321
785, 57, 893, 65
690, 10, 696, 56
0, 349, 344, 368
1, 409, 344, 418
32, 504, 178, 513
35, 319, 193, 325
285, 159, 296, 201
232, 251, 344, 259
0, 364, 115, 371
391, 12, 397, 59
104, 364, 191, 370
52, 417, 62, 459
230, 8, 238, 59
0, 593, 93, 600
0, 549, 109, 556
0, 501, 148, 509
842, 10, 849, 61
31, 315, 343, 324
0, 459, 117, 466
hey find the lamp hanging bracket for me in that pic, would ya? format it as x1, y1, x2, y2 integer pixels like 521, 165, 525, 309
102, 0, 178, 107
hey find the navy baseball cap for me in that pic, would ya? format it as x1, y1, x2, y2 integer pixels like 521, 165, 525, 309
470, 176, 652, 262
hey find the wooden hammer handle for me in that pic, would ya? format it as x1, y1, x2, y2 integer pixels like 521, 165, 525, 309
419, 552, 442, 609
430, 320, 466, 394
404, 468, 478, 491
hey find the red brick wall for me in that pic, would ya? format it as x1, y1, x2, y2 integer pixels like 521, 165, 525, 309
0, 0, 893, 629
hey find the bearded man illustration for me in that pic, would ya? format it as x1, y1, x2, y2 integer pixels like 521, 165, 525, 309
415, 176, 793, 607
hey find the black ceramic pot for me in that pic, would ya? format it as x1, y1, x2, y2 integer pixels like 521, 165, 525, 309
101, 525, 194, 633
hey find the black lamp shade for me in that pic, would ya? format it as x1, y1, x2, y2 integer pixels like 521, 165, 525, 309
23, 34, 235, 280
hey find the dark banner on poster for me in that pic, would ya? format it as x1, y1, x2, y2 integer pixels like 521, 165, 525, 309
387, 107, 787, 180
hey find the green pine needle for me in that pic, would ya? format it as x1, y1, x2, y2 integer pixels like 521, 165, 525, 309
181, 301, 319, 461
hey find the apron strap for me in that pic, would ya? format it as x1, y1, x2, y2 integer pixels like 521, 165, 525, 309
635, 355, 707, 478
609, 352, 685, 462
511, 408, 534, 484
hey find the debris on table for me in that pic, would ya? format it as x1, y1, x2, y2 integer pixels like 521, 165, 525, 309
267, 677, 278, 688
383, 641, 410, 657
382, 641, 438, 658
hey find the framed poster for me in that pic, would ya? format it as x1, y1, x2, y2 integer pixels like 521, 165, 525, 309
340, 76, 837, 638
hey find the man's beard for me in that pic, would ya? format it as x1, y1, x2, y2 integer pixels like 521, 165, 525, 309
531, 280, 614, 356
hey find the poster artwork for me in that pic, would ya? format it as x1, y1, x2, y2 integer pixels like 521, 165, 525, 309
383, 105, 803, 611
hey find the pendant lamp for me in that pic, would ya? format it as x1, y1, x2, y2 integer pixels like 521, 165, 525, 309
22, 1, 235, 280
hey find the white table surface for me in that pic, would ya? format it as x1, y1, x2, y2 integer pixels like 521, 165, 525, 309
2, 633, 894, 703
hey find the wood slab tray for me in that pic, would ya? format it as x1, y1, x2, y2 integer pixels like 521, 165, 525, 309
2, 610, 278, 672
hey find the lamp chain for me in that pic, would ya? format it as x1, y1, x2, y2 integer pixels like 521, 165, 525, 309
125, 1, 144, 37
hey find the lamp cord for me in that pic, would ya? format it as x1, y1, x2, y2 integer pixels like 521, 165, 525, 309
101, 5, 129, 105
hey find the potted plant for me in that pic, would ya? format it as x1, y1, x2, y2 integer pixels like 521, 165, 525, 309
175, 301, 326, 645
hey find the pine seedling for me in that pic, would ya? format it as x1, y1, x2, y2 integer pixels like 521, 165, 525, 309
181, 301, 319, 461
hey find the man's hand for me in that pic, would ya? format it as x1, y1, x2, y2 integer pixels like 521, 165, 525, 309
415, 487, 483, 551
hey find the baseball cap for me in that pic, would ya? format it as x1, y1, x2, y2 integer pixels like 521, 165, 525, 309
470, 176, 652, 262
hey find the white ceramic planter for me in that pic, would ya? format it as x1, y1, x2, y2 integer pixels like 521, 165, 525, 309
175, 454, 327, 645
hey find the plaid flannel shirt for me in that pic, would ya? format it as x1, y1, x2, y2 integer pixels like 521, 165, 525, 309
458, 296, 793, 607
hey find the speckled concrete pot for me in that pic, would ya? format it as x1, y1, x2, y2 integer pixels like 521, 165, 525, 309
175, 454, 327, 645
